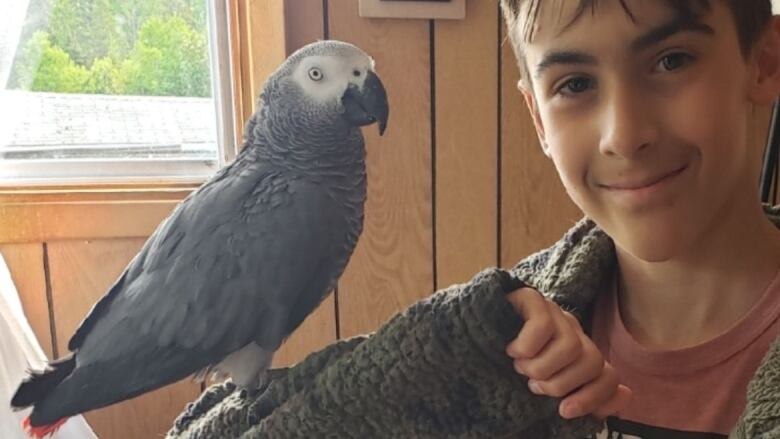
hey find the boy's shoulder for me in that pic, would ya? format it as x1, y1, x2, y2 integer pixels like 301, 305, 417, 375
511, 216, 612, 318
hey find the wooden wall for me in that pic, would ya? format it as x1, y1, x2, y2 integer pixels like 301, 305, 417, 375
0, 1, 774, 438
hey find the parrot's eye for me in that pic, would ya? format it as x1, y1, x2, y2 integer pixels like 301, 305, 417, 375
352, 69, 361, 77
308, 67, 324, 81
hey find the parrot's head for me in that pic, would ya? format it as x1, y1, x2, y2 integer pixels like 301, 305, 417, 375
265, 40, 389, 136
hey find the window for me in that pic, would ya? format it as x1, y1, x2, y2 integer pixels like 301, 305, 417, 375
0, 0, 236, 186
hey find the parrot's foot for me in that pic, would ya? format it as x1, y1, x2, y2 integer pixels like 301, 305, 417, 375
238, 366, 289, 399
173, 381, 237, 433
244, 368, 290, 426
258, 367, 289, 392
238, 388, 255, 399
246, 393, 278, 426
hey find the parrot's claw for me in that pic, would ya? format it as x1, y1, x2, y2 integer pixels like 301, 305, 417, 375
244, 368, 290, 425
172, 380, 238, 433
246, 393, 277, 426
238, 388, 255, 399
238, 366, 288, 399
262, 367, 289, 387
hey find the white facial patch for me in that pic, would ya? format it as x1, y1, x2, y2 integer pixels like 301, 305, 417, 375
291, 54, 375, 104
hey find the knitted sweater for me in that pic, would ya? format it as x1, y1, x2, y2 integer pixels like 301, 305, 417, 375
167, 206, 780, 438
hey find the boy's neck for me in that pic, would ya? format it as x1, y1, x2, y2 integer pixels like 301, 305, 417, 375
614, 197, 780, 351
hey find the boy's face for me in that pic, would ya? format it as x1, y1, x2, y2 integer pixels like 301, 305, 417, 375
518, 0, 779, 261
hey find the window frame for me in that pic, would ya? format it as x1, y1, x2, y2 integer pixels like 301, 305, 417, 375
0, 0, 291, 245
0, 0, 238, 187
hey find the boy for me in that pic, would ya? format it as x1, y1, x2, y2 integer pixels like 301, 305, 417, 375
500, 0, 780, 437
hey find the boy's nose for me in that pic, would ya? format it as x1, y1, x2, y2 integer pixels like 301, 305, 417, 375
598, 84, 658, 158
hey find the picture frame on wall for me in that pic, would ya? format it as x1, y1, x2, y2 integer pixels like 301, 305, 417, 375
359, 0, 466, 20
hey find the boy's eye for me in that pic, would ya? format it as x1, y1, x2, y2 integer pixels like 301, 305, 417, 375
655, 52, 694, 72
554, 76, 594, 97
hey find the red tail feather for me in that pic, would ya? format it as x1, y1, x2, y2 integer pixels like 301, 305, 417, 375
22, 416, 68, 438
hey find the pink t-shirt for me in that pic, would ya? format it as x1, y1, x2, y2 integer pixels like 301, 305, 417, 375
590, 269, 780, 438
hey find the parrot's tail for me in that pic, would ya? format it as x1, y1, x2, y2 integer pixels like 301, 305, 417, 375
11, 354, 76, 433
21, 415, 68, 438
11, 354, 75, 408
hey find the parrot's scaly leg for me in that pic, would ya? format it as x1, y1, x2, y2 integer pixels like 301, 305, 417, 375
238, 363, 282, 401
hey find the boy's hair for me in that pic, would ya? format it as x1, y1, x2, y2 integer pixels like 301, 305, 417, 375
501, 0, 772, 63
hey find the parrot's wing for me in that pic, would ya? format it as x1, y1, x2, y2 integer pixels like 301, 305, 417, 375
66, 162, 238, 352
55, 163, 350, 410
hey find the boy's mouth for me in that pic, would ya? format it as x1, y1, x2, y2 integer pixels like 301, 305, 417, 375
600, 165, 688, 191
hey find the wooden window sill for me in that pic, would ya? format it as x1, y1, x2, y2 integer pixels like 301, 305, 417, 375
0, 184, 199, 244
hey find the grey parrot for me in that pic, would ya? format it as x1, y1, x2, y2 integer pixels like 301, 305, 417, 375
10, 40, 388, 437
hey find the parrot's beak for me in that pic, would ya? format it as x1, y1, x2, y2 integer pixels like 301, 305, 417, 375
341, 71, 389, 136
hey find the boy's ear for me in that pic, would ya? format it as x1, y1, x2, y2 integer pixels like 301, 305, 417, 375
749, 17, 780, 105
518, 80, 551, 158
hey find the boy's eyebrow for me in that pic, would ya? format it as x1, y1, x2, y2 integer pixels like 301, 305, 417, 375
534, 17, 714, 79
631, 17, 714, 52
535, 51, 597, 78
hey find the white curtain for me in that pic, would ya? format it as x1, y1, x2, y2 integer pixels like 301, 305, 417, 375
0, 0, 30, 89
0, 252, 96, 439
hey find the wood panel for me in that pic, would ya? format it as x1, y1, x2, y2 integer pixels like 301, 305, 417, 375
229, 0, 249, 145
235, 0, 254, 132
359, 0, 466, 20
0, 243, 53, 359
285, 0, 326, 54
499, 24, 582, 269
0, 201, 178, 244
0, 187, 190, 245
46, 239, 200, 439
434, 1, 499, 289
329, 1, 434, 337
245, 0, 287, 114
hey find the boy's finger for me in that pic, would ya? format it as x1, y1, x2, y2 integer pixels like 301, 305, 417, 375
558, 362, 621, 419
561, 309, 584, 332
514, 302, 582, 380
506, 288, 555, 358
528, 333, 603, 397
591, 384, 633, 420
506, 287, 547, 319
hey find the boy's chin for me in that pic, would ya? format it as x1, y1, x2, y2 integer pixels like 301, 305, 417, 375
611, 228, 693, 263
616, 241, 681, 263
596, 214, 697, 263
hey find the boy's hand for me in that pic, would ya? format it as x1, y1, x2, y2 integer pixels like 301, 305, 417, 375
505, 287, 632, 420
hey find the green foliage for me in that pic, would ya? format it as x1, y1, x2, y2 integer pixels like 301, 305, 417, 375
50, 0, 116, 66
121, 16, 210, 96
18, 31, 90, 93
84, 57, 121, 94
8, 0, 211, 97
107, 0, 165, 58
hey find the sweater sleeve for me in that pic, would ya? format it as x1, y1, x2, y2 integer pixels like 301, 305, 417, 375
165, 268, 602, 439
729, 338, 780, 439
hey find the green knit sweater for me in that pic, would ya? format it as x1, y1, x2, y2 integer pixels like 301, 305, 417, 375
167, 206, 780, 438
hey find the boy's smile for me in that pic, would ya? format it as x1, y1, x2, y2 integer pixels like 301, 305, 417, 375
518, 0, 764, 262
598, 163, 688, 210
